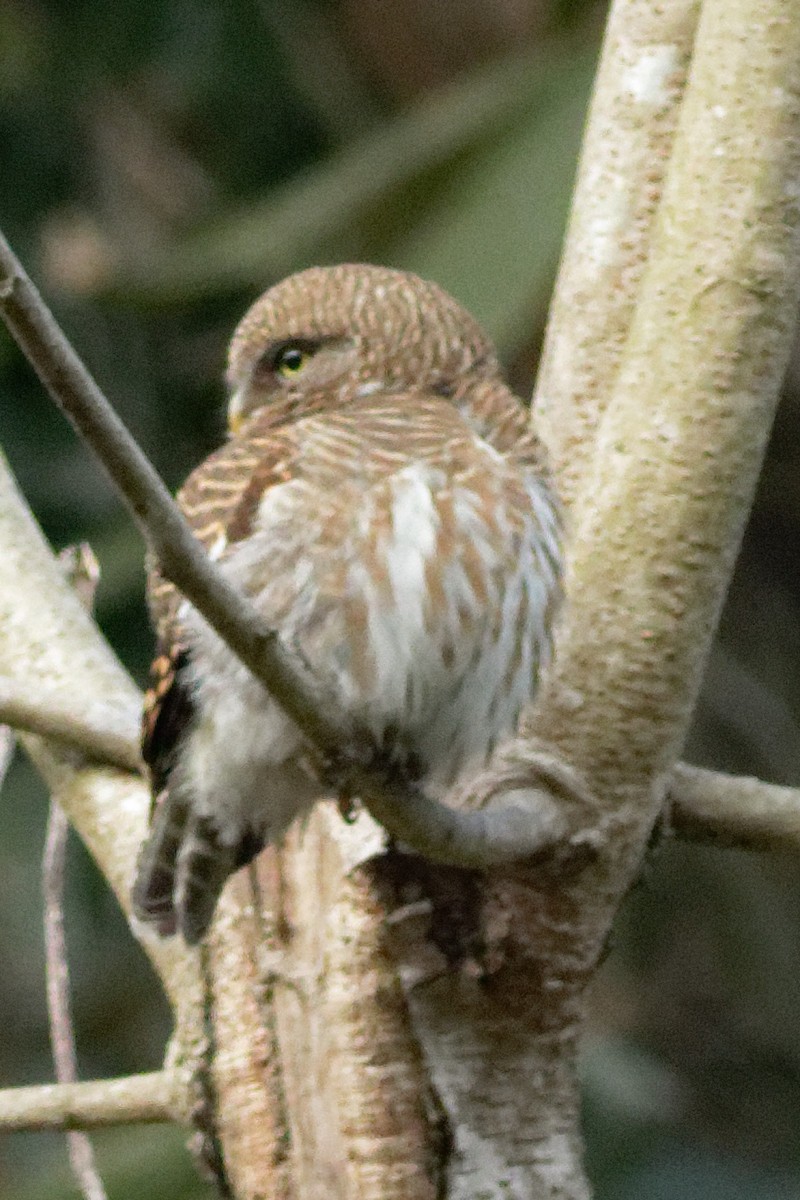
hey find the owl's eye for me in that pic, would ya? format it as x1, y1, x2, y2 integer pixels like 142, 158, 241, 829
274, 343, 312, 377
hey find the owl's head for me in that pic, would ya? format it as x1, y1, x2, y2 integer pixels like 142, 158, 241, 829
225, 264, 500, 431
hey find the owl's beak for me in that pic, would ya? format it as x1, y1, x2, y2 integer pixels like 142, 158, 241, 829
227, 389, 245, 434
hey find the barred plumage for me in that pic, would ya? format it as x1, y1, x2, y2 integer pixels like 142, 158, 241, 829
133, 265, 562, 944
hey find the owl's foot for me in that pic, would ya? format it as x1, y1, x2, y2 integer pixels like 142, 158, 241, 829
133, 789, 266, 945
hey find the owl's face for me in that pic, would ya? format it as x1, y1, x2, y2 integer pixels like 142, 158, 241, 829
225, 263, 499, 431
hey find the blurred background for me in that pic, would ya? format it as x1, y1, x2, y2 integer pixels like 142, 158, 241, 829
1, 1, 799, 1197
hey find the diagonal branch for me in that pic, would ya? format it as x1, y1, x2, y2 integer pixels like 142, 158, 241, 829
0, 231, 341, 753
0, 228, 578, 868
4, 233, 798, 874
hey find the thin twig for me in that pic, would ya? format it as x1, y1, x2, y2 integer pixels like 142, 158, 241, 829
43, 805, 108, 1200
43, 543, 108, 1200
0, 1072, 179, 1133
0, 228, 571, 867
0, 678, 142, 773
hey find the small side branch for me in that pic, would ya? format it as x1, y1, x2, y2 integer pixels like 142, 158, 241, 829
670, 763, 800, 853
0, 1072, 180, 1133
0, 678, 142, 774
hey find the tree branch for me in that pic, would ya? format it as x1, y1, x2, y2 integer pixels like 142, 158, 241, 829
534, 0, 701, 508
0, 2, 796, 1196
0, 228, 576, 868
0, 231, 343, 753
528, 0, 800, 956
44, 542, 110, 1200
43, 802, 109, 1200
0, 677, 142, 773
0, 1072, 180, 1133
669, 764, 800, 853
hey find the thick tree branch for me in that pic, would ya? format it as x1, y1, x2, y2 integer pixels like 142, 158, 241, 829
0, 228, 575, 868
534, 0, 701, 507
0, 2, 795, 1197
529, 0, 800, 947
0, 1072, 179, 1133
0, 677, 141, 773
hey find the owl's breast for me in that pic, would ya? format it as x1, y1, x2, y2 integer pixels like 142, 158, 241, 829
209, 438, 562, 790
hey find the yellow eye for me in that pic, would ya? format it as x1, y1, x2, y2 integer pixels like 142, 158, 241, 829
275, 345, 311, 377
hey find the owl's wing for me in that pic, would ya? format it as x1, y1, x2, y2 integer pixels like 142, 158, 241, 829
137, 422, 307, 937
141, 427, 296, 793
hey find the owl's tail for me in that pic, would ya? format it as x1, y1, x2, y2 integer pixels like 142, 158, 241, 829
132, 788, 188, 938
132, 789, 248, 945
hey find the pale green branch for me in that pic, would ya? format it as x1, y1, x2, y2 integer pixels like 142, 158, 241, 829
529, 0, 800, 952
0, 451, 203, 1022
0, 1072, 181, 1133
535, 0, 701, 507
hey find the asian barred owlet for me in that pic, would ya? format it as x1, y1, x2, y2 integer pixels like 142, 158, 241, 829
132, 264, 562, 945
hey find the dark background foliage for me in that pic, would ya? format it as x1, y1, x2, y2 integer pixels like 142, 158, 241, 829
1, 2, 799, 1196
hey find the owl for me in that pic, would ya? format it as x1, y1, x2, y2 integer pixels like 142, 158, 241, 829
132, 265, 562, 945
